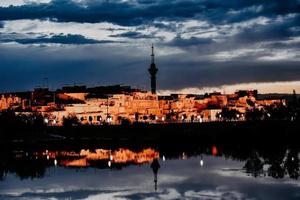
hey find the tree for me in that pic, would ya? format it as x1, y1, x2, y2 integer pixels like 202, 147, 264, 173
264, 104, 290, 120
149, 114, 156, 121
220, 107, 240, 121
63, 115, 80, 127
284, 149, 299, 179
243, 152, 264, 177
245, 108, 264, 121
135, 112, 139, 122
120, 117, 131, 126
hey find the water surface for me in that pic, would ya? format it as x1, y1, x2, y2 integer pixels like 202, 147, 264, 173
1, 145, 300, 200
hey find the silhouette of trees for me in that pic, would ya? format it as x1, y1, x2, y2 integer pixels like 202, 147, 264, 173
28, 112, 46, 129
243, 152, 264, 177
0, 110, 46, 136
63, 115, 80, 127
121, 117, 131, 126
245, 108, 264, 121
13, 159, 47, 180
149, 114, 156, 121
0, 110, 24, 128
268, 162, 285, 179
0, 156, 47, 180
241, 147, 300, 179
284, 150, 299, 179
220, 107, 240, 121
244, 103, 298, 121
264, 104, 291, 120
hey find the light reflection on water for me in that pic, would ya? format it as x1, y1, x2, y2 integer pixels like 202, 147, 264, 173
1, 145, 300, 200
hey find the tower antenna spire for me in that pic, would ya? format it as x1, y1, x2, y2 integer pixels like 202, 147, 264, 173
148, 44, 158, 94
151, 43, 155, 64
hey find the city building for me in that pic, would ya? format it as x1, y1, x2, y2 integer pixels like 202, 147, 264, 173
0, 46, 288, 125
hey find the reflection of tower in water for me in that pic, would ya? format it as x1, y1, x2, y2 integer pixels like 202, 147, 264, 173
151, 158, 160, 191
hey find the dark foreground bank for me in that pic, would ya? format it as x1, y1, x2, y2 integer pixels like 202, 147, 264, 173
1, 120, 300, 150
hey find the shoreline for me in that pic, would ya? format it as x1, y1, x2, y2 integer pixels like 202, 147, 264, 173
1, 120, 300, 150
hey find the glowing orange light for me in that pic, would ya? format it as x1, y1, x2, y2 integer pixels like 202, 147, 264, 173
212, 146, 218, 156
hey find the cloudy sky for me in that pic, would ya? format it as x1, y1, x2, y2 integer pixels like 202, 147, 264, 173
0, 0, 300, 93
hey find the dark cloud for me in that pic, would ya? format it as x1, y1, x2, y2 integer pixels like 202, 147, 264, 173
165, 13, 300, 56
234, 15, 300, 44
110, 31, 160, 39
168, 36, 214, 47
158, 59, 300, 89
152, 22, 179, 32
202, 0, 300, 25
0, 45, 148, 92
1, 44, 300, 92
0, 21, 3, 28
0, 0, 203, 26
0, 0, 300, 91
265, 41, 300, 49
0, 0, 298, 26
0, 33, 116, 45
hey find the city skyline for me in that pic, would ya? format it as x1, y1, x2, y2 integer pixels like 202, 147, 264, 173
0, 0, 300, 93
1, 2, 300, 200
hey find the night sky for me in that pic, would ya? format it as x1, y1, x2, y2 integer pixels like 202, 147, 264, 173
0, 0, 300, 93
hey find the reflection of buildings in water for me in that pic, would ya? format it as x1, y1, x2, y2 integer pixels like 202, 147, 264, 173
151, 158, 160, 191
181, 152, 187, 160
4, 145, 299, 181
212, 146, 218, 156
46, 148, 159, 168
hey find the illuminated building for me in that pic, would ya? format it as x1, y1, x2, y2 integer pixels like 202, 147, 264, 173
0, 88, 287, 125
0, 94, 23, 110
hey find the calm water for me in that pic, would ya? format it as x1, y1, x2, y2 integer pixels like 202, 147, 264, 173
1, 145, 300, 200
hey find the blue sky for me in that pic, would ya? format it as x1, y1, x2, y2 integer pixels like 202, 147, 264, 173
0, 0, 300, 93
